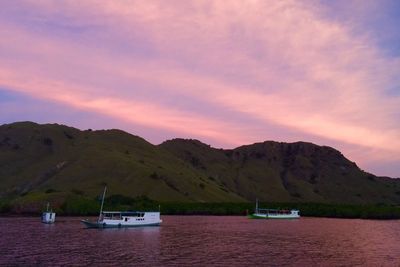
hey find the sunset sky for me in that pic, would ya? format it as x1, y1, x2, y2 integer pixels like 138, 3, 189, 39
0, 1, 399, 177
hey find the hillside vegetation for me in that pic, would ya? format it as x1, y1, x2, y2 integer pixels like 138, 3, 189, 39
1, 122, 400, 214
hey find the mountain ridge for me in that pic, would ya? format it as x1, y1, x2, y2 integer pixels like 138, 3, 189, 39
1, 121, 399, 208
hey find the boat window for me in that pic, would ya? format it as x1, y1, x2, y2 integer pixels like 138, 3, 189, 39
122, 212, 140, 217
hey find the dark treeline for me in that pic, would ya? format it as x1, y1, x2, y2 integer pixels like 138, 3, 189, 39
159, 202, 400, 219
1, 195, 400, 219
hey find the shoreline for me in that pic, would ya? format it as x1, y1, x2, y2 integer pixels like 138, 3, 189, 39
1, 214, 400, 220
1, 203, 400, 220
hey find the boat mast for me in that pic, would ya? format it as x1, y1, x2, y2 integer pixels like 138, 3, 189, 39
98, 186, 107, 222
255, 198, 258, 213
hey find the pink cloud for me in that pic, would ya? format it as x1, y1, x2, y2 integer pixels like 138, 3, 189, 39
0, 0, 399, 176
0, 67, 250, 147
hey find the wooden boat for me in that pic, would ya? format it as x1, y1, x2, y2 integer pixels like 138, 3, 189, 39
42, 202, 56, 224
81, 187, 162, 228
248, 199, 300, 219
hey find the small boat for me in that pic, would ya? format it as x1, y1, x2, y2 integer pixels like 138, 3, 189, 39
248, 199, 300, 219
42, 202, 56, 224
81, 187, 162, 228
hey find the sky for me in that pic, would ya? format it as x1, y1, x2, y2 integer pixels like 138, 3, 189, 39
0, 0, 399, 177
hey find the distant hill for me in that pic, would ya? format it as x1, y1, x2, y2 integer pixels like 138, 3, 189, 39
1, 122, 400, 209
161, 139, 400, 204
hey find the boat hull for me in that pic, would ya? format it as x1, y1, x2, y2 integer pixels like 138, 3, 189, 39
248, 213, 300, 219
81, 220, 162, 228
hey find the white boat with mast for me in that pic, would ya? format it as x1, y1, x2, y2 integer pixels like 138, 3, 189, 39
42, 202, 56, 224
248, 199, 300, 219
81, 187, 162, 228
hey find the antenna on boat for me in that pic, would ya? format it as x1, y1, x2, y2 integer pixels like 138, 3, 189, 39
255, 198, 258, 213
46, 202, 50, 212
98, 186, 107, 222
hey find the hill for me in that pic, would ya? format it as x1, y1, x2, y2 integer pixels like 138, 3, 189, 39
1, 122, 400, 213
161, 139, 400, 204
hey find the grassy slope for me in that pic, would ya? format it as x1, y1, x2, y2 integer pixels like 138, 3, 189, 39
160, 139, 400, 204
0, 122, 244, 205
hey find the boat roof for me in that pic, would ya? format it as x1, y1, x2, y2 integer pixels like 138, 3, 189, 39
102, 211, 158, 214
257, 208, 298, 212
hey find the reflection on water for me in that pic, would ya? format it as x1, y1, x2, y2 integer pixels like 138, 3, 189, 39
0, 216, 399, 266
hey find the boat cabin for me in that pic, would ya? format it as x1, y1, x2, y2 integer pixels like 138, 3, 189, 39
42, 211, 56, 224
257, 208, 299, 216
101, 211, 146, 221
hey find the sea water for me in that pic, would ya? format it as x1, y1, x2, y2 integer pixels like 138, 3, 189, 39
1, 216, 399, 266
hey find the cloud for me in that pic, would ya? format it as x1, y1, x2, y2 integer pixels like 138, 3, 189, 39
0, 0, 399, 176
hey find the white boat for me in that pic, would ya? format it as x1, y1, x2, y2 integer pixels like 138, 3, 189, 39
81, 211, 162, 228
42, 202, 56, 224
249, 199, 300, 219
81, 187, 162, 228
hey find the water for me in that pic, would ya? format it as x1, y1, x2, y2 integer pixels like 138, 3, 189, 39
1, 216, 400, 266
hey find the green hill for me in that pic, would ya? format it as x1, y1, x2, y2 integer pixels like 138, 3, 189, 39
1, 121, 400, 213
161, 139, 400, 204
